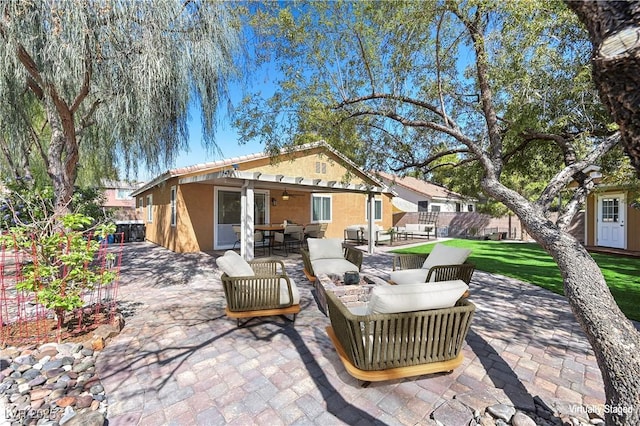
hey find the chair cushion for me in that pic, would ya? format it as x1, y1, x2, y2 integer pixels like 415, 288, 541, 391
280, 278, 301, 305
388, 268, 429, 285
422, 244, 471, 270
308, 238, 344, 261
215, 250, 255, 277
312, 258, 359, 276
367, 280, 468, 314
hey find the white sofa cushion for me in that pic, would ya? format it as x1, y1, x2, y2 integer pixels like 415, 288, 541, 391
388, 268, 429, 285
367, 280, 468, 314
280, 278, 301, 305
422, 243, 471, 270
312, 258, 359, 276
308, 238, 344, 261
216, 250, 255, 277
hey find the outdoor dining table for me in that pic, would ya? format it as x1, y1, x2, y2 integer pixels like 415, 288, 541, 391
255, 224, 285, 251
255, 224, 285, 232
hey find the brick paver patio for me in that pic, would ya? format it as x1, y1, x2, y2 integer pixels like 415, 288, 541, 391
97, 242, 606, 425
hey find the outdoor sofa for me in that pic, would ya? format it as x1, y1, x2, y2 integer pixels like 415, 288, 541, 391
395, 223, 435, 239
301, 238, 363, 282
216, 250, 301, 326
389, 243, 474, 285
325, 280, 475, 382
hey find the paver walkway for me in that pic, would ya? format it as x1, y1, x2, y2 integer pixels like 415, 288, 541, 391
97, 242, 605, 425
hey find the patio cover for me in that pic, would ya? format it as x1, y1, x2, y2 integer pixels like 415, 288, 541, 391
179, 169, 392, 259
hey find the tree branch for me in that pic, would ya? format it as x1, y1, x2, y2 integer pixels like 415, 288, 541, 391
536, 132, 621, 211
70, 35, 93, 114
522, 131, 578, 166
334, 93, 448, 122
557, 177, 594, 230
450, 4, 504, 175
353, 29, 375, 94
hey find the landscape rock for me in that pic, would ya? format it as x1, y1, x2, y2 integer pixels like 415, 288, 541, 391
0, 343, 110, 425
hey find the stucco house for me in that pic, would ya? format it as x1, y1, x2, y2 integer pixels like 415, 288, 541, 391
584, 185, 640, 252
131, 141, 393, 257
375, 172, 476, 214
101, 180, 144, 222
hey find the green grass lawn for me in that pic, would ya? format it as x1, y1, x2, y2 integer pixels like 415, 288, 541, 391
393, 239, 640, 321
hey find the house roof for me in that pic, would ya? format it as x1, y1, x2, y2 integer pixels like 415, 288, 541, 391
101, 180, 145, 190
132, 141, 390, 197
375, 171, 471, 201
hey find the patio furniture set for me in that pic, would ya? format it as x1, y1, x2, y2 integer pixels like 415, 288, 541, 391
233, 222, 327, 256
343, 212, 439, 246
216, 238, 476, 383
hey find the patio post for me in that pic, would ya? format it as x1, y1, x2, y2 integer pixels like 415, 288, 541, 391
367, 192, 375, 254
240, 181, 255, 260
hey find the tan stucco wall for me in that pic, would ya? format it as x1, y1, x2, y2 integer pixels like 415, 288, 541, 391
624, 195, 640, 251
179, 183, 214, 251
244, 148, 369, 185
586, 194, 596, 247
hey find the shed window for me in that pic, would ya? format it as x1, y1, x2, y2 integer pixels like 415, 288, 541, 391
601, 198, 619, 222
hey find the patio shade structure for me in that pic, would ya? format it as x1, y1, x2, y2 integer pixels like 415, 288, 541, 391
179, 169, 392, 259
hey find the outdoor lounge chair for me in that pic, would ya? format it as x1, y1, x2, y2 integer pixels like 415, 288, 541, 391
216, 250, 300, 326
301, 238, 363, 282
325, 281, 475, 383
389, 243, 475, 285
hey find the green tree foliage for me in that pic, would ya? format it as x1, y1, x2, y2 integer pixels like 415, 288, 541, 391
1, 177, 106, 230
237, 2, 640, 423
0, 0, 241, 213
0, 213, 115, 343
239, 0, 608, 199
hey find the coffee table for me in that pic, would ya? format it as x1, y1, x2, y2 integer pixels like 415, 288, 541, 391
314, 272, 390, 316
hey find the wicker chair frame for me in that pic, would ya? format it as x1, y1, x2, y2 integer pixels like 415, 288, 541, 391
300, 246, 363, 282
220, 259, 300, 326
325, 290, 475, 382
392, 254, 475, 285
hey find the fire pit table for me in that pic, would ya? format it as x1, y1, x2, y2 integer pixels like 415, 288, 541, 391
315, 272, 390, 316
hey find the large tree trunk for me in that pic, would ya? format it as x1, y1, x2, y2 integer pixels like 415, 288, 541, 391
483, 178, 640, 425
44, 98, 79, 217
567, 1, 640, 176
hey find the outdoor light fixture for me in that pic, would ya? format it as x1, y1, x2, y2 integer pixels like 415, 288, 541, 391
271, 198, 277, 206
281, 190, 290, 201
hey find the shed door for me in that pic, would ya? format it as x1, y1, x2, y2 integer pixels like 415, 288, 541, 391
597, 194, 626, 249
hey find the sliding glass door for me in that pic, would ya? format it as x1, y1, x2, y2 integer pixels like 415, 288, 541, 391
214, 188, 268, 249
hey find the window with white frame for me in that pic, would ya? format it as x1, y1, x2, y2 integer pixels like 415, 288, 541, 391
170, 186, 177, 227
312, 194, 332, 222
601, 198, 619, 222
138, 197, 143, 210
146, 195, 153, 223
431, 205, 441, 212
365, 198, 383, 221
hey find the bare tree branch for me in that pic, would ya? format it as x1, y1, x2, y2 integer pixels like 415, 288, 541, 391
536, 132, 621, 211
334, 93, 448, 122
522, 131, 578, 166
